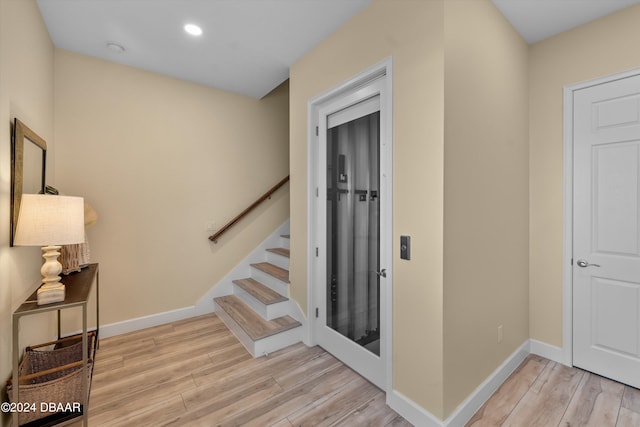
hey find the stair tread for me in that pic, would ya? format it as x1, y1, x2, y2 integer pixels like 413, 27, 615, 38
266, 247, 290, 258
251, 262, 289, 283
233, 278, 288, 305
281, 234, 290, 239
215, 295, 300, 341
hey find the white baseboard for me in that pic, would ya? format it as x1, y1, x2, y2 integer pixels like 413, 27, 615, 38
388, 340, 532, 427
287, 298, 309, 345
443, 340, 530, 427
529, 339, 564, 364
99, 304, 213, 338
387, 390, 444, 427
97, 263, 563, 427
99, 220, 291, 339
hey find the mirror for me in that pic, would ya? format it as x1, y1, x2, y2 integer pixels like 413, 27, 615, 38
11, 118, 47, 246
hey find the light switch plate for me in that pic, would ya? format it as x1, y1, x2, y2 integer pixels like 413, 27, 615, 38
400, 235, 410, 260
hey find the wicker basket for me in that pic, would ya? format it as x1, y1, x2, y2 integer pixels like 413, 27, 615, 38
7, 332, 96, 425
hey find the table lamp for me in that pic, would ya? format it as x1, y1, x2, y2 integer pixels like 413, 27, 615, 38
14, 194, 85, 305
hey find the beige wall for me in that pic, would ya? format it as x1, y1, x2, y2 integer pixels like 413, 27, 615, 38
529, 4, 640, 346
53, 50, 290, 327
291, 0, 531, 419
5, 0, 639, 423
0, 0, 56, 423
0, 4, 289, 415
442, 0, 529, 415
290, 0, 446, 417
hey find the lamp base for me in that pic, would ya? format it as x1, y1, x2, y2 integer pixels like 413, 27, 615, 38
37, 245, 66, 305
37, 283, 65, 305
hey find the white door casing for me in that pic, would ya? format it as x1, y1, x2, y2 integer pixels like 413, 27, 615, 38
571, 73, 640, 388
307, 59, 393, 392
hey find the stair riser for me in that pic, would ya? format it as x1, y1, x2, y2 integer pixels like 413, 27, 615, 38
280, 236, 290, 250
266, 251, 290, 270
215, 300, 302, 358
254, 326, 303, 357
250, 268, 289, 297
232, 283, 290, 321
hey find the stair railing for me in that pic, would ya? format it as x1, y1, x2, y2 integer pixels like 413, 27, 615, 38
209, 175, 290, 243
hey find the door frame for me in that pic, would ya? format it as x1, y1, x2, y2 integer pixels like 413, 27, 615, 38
306, 57, 393, 392
562, 66, 640, 367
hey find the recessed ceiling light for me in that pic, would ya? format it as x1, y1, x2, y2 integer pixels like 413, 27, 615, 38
106, 42, 125, 53
184, 23, 203, 36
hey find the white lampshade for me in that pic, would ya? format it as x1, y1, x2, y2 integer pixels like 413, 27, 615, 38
14, 194, 85, 246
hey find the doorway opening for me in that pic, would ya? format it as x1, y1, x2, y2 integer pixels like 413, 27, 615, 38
563, 67, 640, 389
307, 59, 392, 391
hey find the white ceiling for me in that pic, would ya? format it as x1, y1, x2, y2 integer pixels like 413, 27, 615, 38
36, 0, 374, 99
37, 0, 640, 99
491, 0, 640, 44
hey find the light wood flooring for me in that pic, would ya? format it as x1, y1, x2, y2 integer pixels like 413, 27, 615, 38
467, 354, 640, 427
76, 313, 410, 427
73, 313, 640, 427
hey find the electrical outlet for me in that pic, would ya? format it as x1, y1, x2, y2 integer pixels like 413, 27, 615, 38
497, 325, 503, 343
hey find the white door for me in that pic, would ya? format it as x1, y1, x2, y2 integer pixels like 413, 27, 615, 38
573, 73, 640, 388
312, 76, 391, 390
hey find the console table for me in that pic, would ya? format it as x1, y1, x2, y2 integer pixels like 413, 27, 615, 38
12, 263, 99, 426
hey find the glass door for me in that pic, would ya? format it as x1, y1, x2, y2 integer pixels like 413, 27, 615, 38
314, 90, 387, 389
326, 108, 381, 356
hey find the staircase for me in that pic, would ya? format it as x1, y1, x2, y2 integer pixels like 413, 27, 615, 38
214, 234, 303, 357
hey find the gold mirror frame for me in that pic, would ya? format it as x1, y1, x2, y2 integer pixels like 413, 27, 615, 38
11, 118, 47, 246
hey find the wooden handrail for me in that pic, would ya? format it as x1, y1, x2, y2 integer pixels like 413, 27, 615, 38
209, 175, 290, 243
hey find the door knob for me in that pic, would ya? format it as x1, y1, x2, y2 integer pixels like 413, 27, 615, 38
376, 269, 387, 278
576, 259, 600, 268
